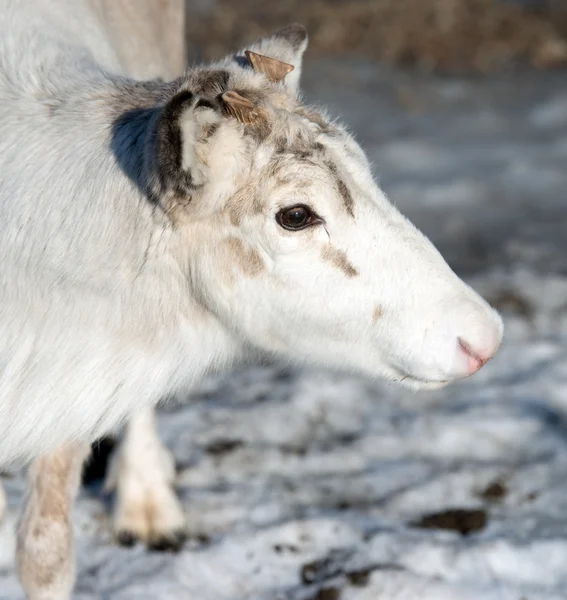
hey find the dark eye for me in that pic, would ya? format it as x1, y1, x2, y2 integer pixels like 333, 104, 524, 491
276, 205, 320, 231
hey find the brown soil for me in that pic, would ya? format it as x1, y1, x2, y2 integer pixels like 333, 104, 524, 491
479, 479, 509, 502
411, 508, 488, 534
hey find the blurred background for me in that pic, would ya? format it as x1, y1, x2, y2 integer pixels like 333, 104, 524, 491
4, 1, 567, 599
186, 0, 567, 72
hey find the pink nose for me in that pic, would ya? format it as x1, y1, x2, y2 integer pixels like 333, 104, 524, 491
457, 337, 491, 376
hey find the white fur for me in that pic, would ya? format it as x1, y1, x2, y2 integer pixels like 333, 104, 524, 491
0, 1, 239, 465
0, 1, 502, 467
0, 2, 505, 598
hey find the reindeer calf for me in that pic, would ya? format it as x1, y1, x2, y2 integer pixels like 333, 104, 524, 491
0, 0, 502, 597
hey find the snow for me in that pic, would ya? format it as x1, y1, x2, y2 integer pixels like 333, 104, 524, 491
2, 59, 567, 599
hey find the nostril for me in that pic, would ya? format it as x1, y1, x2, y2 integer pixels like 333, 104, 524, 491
457, 337, 488, 374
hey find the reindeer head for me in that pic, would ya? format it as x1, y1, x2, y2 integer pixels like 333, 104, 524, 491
142, 24, 502, 389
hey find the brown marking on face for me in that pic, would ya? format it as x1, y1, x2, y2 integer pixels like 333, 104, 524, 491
372, 305, 384, 324
276, 175, 313, 188
322, 245, 358, 278
272, 136, 316, 163
265, 155, 289, 180
225, 236, 265, 276
291, 129, 320, 160
225, 185, 263, 226
325, 161, 355, 217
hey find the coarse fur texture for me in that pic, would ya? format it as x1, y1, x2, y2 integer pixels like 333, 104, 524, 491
0, 0, 238, 466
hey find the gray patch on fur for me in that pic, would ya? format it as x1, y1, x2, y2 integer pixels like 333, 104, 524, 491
325, 160, 355, 217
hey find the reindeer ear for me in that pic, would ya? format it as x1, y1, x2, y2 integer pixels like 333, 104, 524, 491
151, 90, 222, 199
235, 24, 308, 94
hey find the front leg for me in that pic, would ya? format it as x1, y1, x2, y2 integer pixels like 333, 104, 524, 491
105, 407, 186, 551
16, 442, 89, 600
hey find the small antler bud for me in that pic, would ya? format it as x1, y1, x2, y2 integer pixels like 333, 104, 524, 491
245, 50, 294, 83
221, 90, 260, 124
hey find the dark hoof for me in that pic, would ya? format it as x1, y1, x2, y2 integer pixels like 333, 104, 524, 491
148, 529, 187, 553
116, 531, 138, 547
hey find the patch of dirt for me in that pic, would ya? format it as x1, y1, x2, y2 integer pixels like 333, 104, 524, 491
273, 543, 300, 554
186, 0, 567, 73
301, 549, 404, 592
280, 443, 308, 456
308, 588, 341, 600
345, 569, 371, 587
301, 550, 352, 583
478, 479, 508, 503
524, 490, 539, 503
301, 549, 356, 584
344, 564, 403, 587
193, 533, 211, 545
410, 508, 488, 535
203, 438, 244, 456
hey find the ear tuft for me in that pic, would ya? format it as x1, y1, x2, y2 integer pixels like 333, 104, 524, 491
150, 90, 222, 202
271, 24, 308, 51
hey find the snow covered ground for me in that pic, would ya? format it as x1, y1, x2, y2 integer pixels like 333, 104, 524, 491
2, 60, 567, 599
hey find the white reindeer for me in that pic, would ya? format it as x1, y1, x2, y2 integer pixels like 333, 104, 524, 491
0, 0, 503, 597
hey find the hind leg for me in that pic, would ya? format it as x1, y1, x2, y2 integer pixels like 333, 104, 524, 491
106, 408, 186, 551
16, 442, 89, 600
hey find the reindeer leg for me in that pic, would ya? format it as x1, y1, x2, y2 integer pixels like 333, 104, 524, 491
106, 407, 186, 551
17, 443, 89, 600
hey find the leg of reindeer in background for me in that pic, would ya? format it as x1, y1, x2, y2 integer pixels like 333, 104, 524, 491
105, 407, 186, 551
16, 443, 89, 600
